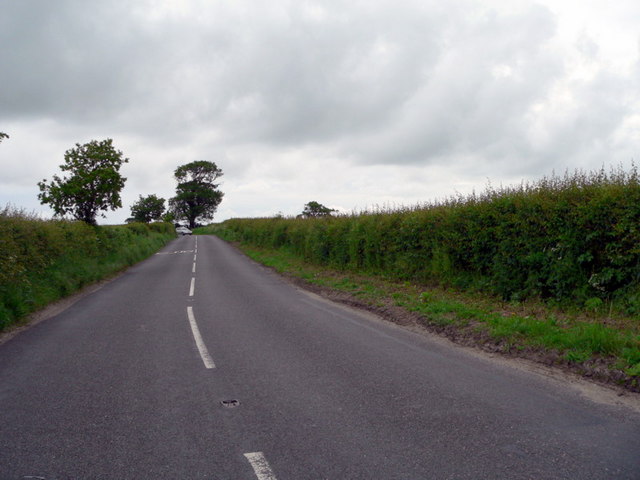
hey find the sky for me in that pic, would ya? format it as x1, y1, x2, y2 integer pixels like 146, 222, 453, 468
1, 0, 639, 223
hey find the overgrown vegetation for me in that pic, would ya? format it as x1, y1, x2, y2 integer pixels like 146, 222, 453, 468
0, 206, 175, 331
212, 166, 640, 314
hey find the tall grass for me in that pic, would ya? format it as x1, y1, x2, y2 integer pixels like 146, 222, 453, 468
212, 166, 640, 314
0, 205, 175, 330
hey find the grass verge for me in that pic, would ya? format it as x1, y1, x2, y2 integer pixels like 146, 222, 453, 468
222, 240, 640, 392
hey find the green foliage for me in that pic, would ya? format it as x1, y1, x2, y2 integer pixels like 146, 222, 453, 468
128, 194, 166, 223
214, 166, 640, 312
627, 362, 640, 377
0, 132, 8, 143
0, 205, 174, 330
37, 139, 128, 225
300, 201, 336, 218
161, 210, 176, 224
170, 160, 224, 228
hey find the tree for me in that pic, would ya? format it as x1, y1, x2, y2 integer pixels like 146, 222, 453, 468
161, 210, 176, 224
300, 201, 336, 218
170, 160, 223, 228
127, 194, 166, 223
37, 139, 128, 225
0, 132, 8, 143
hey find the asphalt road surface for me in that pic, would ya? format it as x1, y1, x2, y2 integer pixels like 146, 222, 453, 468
1, 235, 639, 479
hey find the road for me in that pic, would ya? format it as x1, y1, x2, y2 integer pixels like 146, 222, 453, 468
1, 235, 639, 479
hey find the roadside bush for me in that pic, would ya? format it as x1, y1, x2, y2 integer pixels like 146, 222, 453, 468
0, 206, 175, 330
213, 166, 640, 313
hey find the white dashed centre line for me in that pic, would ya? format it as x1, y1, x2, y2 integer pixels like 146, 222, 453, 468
244, 452, 278, 480
189, 277, 195, 297
192, 262, 196, 273
186, 307, 215, 369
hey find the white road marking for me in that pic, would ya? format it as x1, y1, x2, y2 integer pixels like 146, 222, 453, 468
186, 307, 215, 369
192, 237, 197, 272
189, 277, 195, 297
244, 452, 278, 480
155, 250, 194, 255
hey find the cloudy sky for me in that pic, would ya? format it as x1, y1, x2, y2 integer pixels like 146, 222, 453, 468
1, 0, 639, 223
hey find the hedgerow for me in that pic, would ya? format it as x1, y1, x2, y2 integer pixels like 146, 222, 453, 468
0, 206, 175, 330
213, 166, 640, 314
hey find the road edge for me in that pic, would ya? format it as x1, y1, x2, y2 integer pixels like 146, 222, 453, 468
0, 274, 120, 347
230, 240, 640, 414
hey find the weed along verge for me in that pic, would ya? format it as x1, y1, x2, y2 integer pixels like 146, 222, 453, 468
0, 206, 175, 331
199, 167, 640, 393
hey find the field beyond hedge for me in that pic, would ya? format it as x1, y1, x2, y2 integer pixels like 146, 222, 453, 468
0, 206, 175, 330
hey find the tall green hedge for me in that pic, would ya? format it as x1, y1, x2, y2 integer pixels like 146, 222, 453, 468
215, 167, 640, 313
0, 206, 175, 330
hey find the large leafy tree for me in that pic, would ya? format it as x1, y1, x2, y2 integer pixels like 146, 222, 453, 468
0, 132, 8, 143
301, 201, 336, 218
127, 194, 166, 223
170, 160, 223, 228
37, 139, 128, 225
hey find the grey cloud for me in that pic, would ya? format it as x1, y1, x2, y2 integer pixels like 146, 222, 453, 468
531, 71, 637, 166
0, 0, 571, 163
1, 2, 142, 120
1, 0, 638, 215
2, 1, 450, 142
199, 2, 450, 145
340, 5, 562, 166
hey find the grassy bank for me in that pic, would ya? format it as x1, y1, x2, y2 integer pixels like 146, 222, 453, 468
0, 206, 175, 330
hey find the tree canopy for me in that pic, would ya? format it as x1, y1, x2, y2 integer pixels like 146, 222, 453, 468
0, 132, 8, 144
127, 194, 166, 223
169, 160, 223, 228
37, 139, 128, 225
300, 201, 336, 218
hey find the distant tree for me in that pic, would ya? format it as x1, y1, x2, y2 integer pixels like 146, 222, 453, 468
169, 160, 223, 228
37, 139, 128, 225
0, 132, 8, 143
300, 201, 336, 218
127, 194, 166, 223
161, 210, 176, 225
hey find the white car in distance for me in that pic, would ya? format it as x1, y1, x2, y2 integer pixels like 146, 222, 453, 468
176, 226, 192, 236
